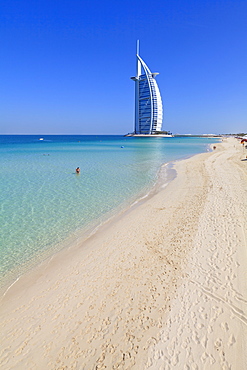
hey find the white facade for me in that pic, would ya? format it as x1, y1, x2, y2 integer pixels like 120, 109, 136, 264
131, 42, 163, 134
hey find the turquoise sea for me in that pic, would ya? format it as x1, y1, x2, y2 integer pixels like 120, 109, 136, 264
0, 135, 219, 292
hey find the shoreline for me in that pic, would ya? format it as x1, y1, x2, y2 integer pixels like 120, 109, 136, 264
0, 138, 212, 297
0, 136, 219, 296
0, 159, 177, 298
1, 157, 179, 299
1, 137, 246, 369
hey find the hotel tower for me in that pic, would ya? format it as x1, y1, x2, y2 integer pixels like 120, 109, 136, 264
131, 41, 163, 134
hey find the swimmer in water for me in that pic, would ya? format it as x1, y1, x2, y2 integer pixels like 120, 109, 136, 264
76, 167, 80, 174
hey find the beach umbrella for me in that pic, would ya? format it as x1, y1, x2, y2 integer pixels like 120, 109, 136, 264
240, 139, 247, 156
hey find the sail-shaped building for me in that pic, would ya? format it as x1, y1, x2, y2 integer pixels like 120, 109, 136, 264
131, 41, 163, 135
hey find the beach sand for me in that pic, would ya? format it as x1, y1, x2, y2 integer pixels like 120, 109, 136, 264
1, 137, 247, 369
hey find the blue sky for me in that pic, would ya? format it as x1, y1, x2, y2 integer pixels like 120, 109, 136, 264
0, 0, 246, 135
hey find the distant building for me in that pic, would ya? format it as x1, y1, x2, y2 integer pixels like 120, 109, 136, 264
131, 41, 163, 134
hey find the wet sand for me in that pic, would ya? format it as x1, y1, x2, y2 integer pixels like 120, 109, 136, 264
1, 137, 247, 369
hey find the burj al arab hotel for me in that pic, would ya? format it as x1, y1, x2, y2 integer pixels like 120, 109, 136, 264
131, 41, 163, 135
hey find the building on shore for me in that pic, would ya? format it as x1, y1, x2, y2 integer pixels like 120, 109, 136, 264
130, 41, 163, 135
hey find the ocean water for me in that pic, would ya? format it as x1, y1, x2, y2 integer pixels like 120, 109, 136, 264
0, 135, 219, 292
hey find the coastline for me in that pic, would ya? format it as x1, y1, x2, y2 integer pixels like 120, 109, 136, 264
0, 156, 177, 297
1, 137, 246, 369
0, 136, 212, 296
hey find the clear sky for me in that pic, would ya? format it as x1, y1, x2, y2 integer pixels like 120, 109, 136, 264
0, 0, 246, 135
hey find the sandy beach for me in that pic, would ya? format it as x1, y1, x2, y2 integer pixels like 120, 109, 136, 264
1, 137, 247, 369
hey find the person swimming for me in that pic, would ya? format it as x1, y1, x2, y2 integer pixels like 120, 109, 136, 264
76, 167, 80, 174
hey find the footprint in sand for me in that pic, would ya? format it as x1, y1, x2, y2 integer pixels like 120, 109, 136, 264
220, 322, 229, 332
207, 325, 213, 334
200, 312, 208, 320
228, 334, 236, 346
214, 338, 223, 351
171, 353, 179, 366
192, 331, 200, 344
200, 335, 208, 348
201, 351, 209, 363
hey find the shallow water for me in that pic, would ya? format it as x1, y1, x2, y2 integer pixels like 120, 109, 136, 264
0, 135, 219, 291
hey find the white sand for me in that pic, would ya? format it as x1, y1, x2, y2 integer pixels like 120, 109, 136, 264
1, 137, 247, 369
